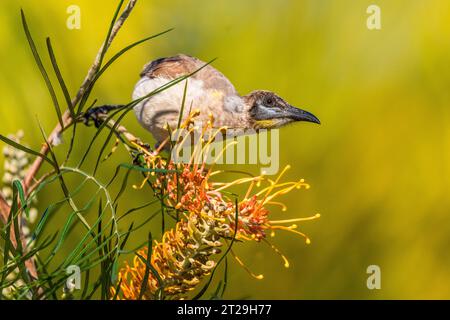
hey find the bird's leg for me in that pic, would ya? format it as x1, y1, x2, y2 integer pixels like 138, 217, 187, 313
81, 104, 149, 162
81, 104, 125, 127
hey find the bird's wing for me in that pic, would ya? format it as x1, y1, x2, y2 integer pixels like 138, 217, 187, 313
140, 54, 238, 97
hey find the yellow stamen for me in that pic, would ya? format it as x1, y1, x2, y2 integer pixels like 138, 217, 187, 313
213, 176, 262, 192
260, 165, 291, 200
263, 239, 290, 268
200, 211, 226, 222
175, 126, 197, 157
131, 141, 152, 157
270, 213, 321, 224
264, 185, 303, 204
269, 225, 311, 244
212, 140, 237, 167
265, 201, 287, 211
133, 174, 150, 190
231, 249, 264, 280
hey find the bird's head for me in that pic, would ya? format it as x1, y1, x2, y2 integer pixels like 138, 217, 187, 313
243, 90, 320, 129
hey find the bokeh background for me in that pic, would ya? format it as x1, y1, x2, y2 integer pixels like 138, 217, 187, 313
1, 0, 450, 299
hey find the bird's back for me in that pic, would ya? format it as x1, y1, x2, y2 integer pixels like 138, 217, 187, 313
133, 54, 247, 142
140, 54, 238, 97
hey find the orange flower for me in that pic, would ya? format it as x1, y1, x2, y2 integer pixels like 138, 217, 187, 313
112, 161, 318, 299
112, 112, 319, 299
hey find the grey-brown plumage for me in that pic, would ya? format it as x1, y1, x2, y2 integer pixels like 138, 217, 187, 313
141, 55, 238, 97
133, 54, 320, 143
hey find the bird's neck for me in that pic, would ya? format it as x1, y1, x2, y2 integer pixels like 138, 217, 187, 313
211, 95, 250, 129
223, 95, 246, 113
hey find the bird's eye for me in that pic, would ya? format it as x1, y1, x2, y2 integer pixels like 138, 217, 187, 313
265, 97, 274, 106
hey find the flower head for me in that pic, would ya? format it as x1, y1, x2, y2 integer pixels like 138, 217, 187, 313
112, 113, 319, 299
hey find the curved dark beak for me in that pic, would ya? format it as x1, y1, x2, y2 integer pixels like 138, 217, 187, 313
285, 105, 321, 124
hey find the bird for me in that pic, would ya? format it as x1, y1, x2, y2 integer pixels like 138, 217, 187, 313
131, 54, 320, 144
84, 54, 320, 144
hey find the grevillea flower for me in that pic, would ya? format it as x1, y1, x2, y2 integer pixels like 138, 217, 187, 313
111, 112, 319, 299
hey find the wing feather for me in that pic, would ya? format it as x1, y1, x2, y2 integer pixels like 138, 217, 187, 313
140, 54, 238, 97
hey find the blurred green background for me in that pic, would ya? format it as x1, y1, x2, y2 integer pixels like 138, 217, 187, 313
1, 0, 450, 299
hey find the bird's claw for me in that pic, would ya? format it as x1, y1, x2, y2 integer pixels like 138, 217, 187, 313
82, 107, 105, 128
81, 105, 123, 128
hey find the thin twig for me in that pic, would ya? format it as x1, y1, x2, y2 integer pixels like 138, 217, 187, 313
98, 113, 141, 146
0, 192, 9, 225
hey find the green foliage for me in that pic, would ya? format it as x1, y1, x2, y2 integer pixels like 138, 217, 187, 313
0, 2, 209, 300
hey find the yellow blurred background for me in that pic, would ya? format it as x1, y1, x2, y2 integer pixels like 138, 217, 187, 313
1, 0, 450, 299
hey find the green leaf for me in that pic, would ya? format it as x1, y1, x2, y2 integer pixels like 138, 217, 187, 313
37, 121, 92, 232
112, 278, 122, 300
0, 133, 55, 167
221, 258, 229, 298
118, 163, 179, 174
0, 202, 15, 298
81, 266, 91, 299
14, 180, 29, 220
9, 180, 34, 298
97, 0, 125, 71
77, 105, 127, 168
113, 167, 132, 205
76, 0, 125, 113
28, 207, 49, 245
177, 79, 189, 129
95, 29, 174, 83
211, 280, 223, 300
138, 232, 153, 300
46, 38, 75, 118
35, 255, 58, 300
135, 234, 164, 300
117, 200, 159, 222
21, 9, 64, 129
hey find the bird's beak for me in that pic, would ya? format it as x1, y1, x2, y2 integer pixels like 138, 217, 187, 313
285, 105, 321, 124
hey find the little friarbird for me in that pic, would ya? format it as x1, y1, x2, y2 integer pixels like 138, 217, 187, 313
87, 54, 320, 144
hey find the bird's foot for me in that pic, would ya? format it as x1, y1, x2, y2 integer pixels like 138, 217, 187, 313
81, 104, 125, 128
